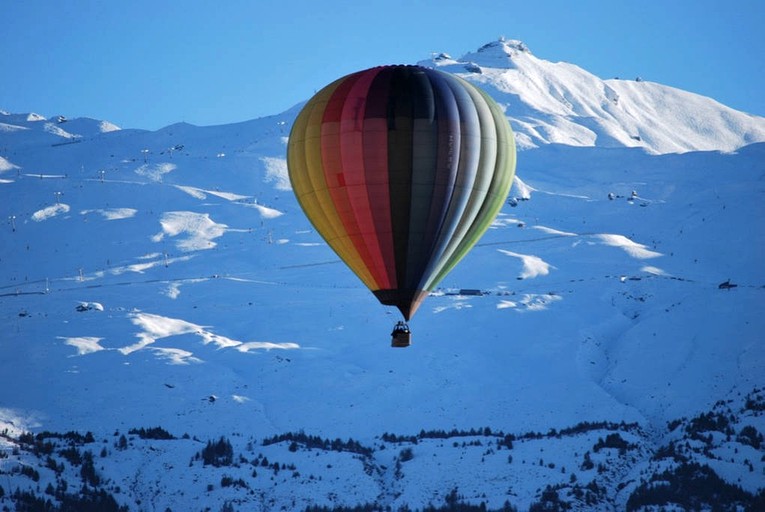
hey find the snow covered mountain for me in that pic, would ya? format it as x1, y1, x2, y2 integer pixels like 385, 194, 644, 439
421, 39, 765, 154
1, 39, 764, 511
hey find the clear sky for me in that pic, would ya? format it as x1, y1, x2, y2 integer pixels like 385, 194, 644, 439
2, 0, 763, 130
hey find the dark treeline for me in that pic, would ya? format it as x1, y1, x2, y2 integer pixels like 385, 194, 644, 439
381, 421, 640, 447
262, 431, 373, 457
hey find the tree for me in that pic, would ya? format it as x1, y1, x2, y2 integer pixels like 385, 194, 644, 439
81, 451, 100, 486
737, 425, 763, 449
200, 436, 234, 467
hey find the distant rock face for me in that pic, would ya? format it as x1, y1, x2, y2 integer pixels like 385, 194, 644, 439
474, 38, 531, 60
419, 39, 765, 154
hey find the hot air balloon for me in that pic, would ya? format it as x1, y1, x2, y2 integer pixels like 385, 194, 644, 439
287, 65, 516, 345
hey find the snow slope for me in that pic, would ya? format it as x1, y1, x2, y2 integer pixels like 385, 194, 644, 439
0, 39, 763, 511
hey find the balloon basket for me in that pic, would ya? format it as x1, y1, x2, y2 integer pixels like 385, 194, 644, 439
391, 322, 412, 348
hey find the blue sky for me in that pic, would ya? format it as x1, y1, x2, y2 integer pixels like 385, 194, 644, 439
2, 0, 763, 130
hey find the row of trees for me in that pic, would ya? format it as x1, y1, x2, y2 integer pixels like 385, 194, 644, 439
262, 431, 373, 457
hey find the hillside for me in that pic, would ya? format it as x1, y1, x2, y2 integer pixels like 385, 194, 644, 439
1, 39, 764, 511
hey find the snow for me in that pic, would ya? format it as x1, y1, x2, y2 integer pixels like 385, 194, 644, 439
497, 249, 554, 279
61, 336, 105, 355
150, 346, 203, 365
118, 311, 301, 357
512, 175, 535, 199
260, 155, 292, 190
153, 211, 228, 251
245, 202, 284, 219
0, 122, 29, 133
0, 38, 764, 511
135, 162, 177, 182
31, 202, 70, 221
98, 120, 121, 132
592, 233, 663, 259
175, 184, 250, 202
80, 207, 137, 220
0, 156, 19, 172
44, 122, 78, 139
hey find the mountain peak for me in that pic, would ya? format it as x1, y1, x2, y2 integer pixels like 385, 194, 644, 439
462, 38, 532, 69
419, 39, 765, 154
478, 37, 531, 56
425, 38, 532, 71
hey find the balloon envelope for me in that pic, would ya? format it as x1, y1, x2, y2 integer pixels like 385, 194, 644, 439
287, 65, 516, 320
